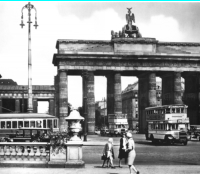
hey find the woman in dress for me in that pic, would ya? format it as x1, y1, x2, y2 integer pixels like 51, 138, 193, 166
126, 132, 139, 174
118, 132, 127, 167
102, 138, 115, 168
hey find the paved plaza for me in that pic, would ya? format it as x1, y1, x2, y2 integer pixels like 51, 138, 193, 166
1, 133, 200, 174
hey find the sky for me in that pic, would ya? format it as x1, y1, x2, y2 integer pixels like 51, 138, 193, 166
0, 1, 200, 109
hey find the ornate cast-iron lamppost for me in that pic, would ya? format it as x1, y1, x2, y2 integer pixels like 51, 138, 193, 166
20, 2, 38, 113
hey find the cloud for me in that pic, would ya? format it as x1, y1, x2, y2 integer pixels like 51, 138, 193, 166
138, 14, 185, 42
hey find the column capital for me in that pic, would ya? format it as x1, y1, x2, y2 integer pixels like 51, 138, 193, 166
160, 71, 182, 78
137, 72, 156, 79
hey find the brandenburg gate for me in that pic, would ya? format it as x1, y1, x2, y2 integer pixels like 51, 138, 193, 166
53, 10, 200, 133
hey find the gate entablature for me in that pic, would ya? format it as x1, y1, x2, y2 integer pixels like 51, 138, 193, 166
53, 38, 200, 74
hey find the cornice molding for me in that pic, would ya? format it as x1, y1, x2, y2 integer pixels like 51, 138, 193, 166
158, 42, 200, 47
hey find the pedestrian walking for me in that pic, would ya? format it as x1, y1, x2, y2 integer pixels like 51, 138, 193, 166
126, 132, 139, 174
118, 132, 127, 167
102, 138, 115, 168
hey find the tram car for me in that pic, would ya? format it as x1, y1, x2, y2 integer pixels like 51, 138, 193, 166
0, 113, 59, 142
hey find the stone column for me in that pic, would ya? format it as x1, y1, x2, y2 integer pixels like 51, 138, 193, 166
132, 98, 136, 129
138, 72, 157, 133
114, 72, 122, 116
82, 71, 88, 136
33, 99, 38, 113
162, 72, 183, 105
49, 99, 55, 116
0, 99, 2, 113
54, 75, 59, 118
87, 71, 95, 134
106, 73, 114, 122
15, 99, 20, 113
59, 70, 68, 131
183, 73, 199, 125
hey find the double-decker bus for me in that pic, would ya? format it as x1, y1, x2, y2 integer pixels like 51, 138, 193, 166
145, 104, 189, 145
0, 113, 59, 142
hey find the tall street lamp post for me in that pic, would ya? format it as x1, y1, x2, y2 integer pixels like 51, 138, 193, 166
22, 86, 25, 113
20, 2, 38, 113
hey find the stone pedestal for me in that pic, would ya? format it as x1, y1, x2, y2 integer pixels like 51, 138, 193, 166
65, 141, 85, 168
48, 148, 66, 168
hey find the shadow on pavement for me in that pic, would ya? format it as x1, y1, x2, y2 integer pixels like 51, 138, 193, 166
136, 141, 186, 146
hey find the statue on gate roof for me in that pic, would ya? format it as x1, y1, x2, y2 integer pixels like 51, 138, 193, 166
111, 8, 142, 39
126, 8, 135, 24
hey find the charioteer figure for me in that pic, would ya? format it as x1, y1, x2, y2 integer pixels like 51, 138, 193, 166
123, 8, 142, 38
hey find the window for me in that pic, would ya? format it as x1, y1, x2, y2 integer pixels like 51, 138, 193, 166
18, 121, 23, 128
47, 120, 52, 128
172, 108, 176, 113
176, 108, 180, 113
166, 108, 171, 114
24, 121, 29, 128
43, 120, 46, 128
30, 121, 35, 128
36, 120, 42, 128
181, 108, 184, 113
1, 121, 5, 129
12, 121, 17, 128
54, 120, 57, 128
7, 121, 11, 128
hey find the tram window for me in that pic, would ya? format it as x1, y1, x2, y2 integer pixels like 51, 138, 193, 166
172, 108, 176, 113
43, 120, 46, 128
24, 121, 29, 128
1, 121, 5, 129
18, 121, 23, 128
171, 124, 176, 130
47, 120, 52, 128
36, 121, 42, 128
12, 121, 17, 128
30, 121, 35, 128
54, 120, 57, 128
7, 121, 11, 128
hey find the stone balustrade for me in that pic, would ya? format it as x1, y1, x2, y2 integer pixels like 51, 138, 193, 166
0, 141, 84, 168
0, 142, 49, 167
